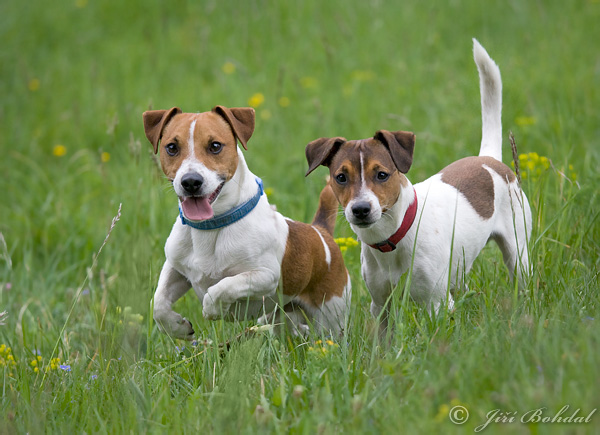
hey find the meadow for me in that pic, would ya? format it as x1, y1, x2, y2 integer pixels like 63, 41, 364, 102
1, 0, 599, 433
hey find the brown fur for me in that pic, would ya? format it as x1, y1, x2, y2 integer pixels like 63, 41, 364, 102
440, 156, 516, 219
281, 221, 346, 305
158, 112, 240, 182
328, 139, 407, 211
311, 184, 339, 235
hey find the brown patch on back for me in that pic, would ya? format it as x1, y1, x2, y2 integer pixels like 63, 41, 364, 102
440, 156, 516, 219
158, 112, 239, 182
281, 221, 346, 307
328, 139, 406, 211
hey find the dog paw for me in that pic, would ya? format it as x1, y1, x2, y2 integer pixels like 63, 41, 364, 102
202, 296, 230, 320
155, 311, 195, 339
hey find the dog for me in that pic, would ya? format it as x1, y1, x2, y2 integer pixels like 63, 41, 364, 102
143, 105, 350, 339
305, 39, 531, 325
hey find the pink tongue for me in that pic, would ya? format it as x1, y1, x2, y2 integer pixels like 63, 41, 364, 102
181, 197, 214, 221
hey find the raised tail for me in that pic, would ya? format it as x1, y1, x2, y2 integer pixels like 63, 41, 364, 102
473, 38, 503, 161
311, 183, 339, 235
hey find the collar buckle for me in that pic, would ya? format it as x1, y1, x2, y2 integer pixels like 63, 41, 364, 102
372, 239, 397, 253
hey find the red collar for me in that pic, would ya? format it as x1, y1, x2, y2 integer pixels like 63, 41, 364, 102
368, 189, 418, 253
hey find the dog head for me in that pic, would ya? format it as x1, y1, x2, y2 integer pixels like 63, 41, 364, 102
143, 105, 255, 220
305, 130, 415, 227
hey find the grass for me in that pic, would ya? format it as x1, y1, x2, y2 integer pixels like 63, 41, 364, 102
1, 0, 599, 433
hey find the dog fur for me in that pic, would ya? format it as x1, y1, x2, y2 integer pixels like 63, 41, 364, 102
305, 39, 531, 324
143, 106, 350, 339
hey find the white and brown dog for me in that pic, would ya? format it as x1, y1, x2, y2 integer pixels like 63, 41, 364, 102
143, 105, 350, 339
305, 40, 531, 324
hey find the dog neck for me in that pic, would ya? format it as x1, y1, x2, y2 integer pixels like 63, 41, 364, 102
178, 148, 261, 230
352, 183, 416, 247
210, 148, 258, 215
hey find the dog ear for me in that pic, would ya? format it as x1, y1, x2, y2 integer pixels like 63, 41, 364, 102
143, 107, 182, 154
212, 106, 255, 150
374, 130, 415, 173
305, 137, 346, 176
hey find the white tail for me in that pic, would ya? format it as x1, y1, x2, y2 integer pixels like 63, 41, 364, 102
473, 38, 503, 161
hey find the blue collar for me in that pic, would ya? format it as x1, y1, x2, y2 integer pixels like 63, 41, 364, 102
179, 178, 264, 230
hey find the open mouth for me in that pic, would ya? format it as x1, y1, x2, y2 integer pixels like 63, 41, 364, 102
179, 182, 225, 221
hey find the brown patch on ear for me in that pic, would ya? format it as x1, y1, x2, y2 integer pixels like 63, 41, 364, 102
374, 130, 415, 173
305, 137, 347, 176
212, 106, 255, 150
143, 107, 182, 154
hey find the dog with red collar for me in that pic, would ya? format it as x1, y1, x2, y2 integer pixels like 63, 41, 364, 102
305, 40, 531, 325
143, 105, 350, 339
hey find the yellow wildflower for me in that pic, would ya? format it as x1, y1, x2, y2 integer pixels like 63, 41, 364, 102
300, 76, 318, 89
248, 93, 265, 108
264, 187, 274, 198
278, 96, 290, 108
28, 78, 41, 92
222, 62, 236, 75
260, 109, 272, 121
101, 152, 111, 163
515, 116, 537, 127
75, 0, 88, 7
434, 403, 450, 423
53, 144, 67, 157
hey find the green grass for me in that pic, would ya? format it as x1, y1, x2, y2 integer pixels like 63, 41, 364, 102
1, 0, 599, 433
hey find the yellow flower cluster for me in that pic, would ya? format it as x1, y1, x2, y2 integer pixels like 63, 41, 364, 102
48, 357, 61, 371
308, 339, 339, 356
53, 144, 67, 157
334, 237, 359, 252
117, 306, 144, 326
222, 61, 236, 75
512, 152, 550, 181
0, 344, 16, 372
515, 116, 537, 127
29, 355, 43, 373
248, 93, 265, 108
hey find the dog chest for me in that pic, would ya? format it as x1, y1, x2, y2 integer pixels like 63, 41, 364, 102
164, 209, 288, 289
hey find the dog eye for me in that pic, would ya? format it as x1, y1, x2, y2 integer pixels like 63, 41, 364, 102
209, 142, 223, 154
376, 171, 389, 181
335, 173, 348, 185
165, 143, 179, 156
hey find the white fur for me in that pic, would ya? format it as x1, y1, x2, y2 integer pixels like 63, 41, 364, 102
312, 226, 332, 269
350, 40, 531, 323
154, 144, 350, 339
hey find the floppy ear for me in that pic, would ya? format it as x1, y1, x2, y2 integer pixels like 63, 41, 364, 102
143, 107, 182, 154
212, 105, 255, 150
305, 137, 346, 176
374, 130, 415, 173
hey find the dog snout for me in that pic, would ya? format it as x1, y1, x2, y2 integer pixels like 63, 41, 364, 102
351, 201, 372, 220
181, 173, 204, 195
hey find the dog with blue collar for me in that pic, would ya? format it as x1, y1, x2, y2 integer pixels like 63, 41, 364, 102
143, 105, 351, 339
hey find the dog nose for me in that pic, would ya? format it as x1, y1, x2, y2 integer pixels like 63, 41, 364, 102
351, 202, 371, 219
181, 173, 204, 195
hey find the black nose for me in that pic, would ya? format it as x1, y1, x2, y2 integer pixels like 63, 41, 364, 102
351, 202, 371, 219
181, 173, 204, 195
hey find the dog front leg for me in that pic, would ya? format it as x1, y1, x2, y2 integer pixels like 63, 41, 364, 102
203, 265, 280, 320
363, 266, 395, 331
153, 260, 195, 340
